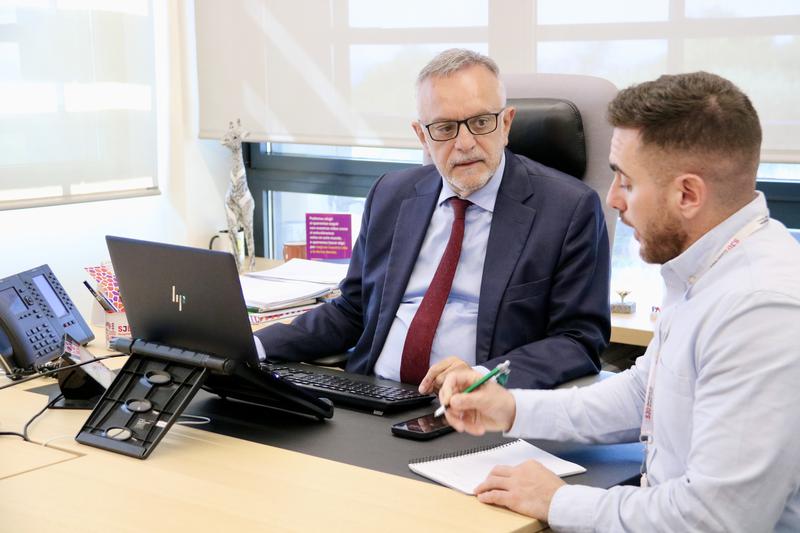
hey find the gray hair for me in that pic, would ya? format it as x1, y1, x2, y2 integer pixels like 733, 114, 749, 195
416, 48, 500, 87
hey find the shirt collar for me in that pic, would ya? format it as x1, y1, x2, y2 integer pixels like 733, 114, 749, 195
436, 152, 505, 213
661, 191, 769, 290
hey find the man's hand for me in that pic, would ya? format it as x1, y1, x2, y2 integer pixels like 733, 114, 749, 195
474, 460, 566, 521
438, 368, 516, 435
418, 356, 470, 394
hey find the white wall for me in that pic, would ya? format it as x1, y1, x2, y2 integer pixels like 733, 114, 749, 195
0, 2, 232, 320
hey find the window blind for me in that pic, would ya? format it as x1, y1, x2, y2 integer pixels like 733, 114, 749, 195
0, 0, 158, 210
195, 0, 800, 162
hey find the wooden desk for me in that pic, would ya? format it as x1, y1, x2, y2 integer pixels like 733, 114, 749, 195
0, 355, 544, 532
0, 439, 78, 480
610, 308, 655, 347
0, 264, 649, 532
0, 413, 541, 532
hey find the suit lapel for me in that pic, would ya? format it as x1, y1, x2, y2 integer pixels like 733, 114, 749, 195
368, 172, 441, 369
476, 152, 537, 362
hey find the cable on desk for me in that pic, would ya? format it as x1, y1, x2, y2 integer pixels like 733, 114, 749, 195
176, 414, 211, 426
42, 434, 73, 447
0, 353, 127, 441
0, 353, 126, 391
42, 433, 75, 448
22, 393, 64, 442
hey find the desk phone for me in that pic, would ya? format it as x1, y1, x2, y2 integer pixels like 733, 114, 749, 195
0, 264, 93, 376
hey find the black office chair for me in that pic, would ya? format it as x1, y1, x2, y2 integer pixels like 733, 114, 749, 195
505, 97, 587, 180
504, 73, 618, 244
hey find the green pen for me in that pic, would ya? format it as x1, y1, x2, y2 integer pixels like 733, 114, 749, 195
434, 360, 511, 417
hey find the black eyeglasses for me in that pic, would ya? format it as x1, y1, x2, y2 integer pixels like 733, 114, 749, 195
423, 109, 505, 142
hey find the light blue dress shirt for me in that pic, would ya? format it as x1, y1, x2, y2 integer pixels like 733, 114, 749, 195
372, 155, 506, 381
505, 192, 800, 532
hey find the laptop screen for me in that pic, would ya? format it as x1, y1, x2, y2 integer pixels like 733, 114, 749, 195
106, 236, 259, 364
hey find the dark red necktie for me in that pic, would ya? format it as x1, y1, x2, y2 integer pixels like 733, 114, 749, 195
400, 197, 471, 384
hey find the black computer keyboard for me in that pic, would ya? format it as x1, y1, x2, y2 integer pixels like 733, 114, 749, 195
263, 363, 434, 415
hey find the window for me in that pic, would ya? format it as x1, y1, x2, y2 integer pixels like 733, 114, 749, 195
0, 0, 158, 210
270, 191, 366, 260
203, 1, 800, 256
610, 218, 664, 311
247, 143, 420, 257
612, 161, 800, 310
196, 0, 800, 162
758, 163, 800, 229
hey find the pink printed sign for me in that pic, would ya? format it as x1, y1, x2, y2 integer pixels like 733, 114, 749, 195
85, 263, 125, 312
305, 213, 352, 260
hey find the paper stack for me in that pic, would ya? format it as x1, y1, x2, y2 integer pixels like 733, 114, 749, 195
240, 258, 349, 313
246, 258, 349, 286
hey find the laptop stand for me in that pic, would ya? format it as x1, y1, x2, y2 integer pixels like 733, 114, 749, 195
76, 338, 234, 459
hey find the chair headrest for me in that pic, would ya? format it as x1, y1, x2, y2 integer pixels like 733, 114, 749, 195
506, 98, 587, 179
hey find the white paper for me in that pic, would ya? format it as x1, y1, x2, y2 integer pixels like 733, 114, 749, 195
409, 439, 585, 495
245, 258, 349, 286
239, 275, 331, 311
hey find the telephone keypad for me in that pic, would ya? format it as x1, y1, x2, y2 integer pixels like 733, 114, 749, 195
25, 322, 58, 353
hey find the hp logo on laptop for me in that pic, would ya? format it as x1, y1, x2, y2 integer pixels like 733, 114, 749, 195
171, 285, 186, 312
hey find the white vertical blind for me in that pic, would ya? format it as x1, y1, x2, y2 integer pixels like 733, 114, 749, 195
0, 0, 158, 209
195, 0, 800, 161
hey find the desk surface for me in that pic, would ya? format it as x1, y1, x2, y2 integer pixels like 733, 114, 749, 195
0, 438, 78, 479
1, 377, 544, 533
186, 388, 642, 489
0, 328, 643, 533
610, 309, 654, 347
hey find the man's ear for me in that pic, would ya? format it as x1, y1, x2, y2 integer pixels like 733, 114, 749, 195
412, 120, 427, 148
674, 173, 707, 220
501, 106, 516, 146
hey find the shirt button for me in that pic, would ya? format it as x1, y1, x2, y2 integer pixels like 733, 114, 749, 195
688, 276, 697, 284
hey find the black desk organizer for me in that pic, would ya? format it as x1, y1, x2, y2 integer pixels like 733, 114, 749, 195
76, 338, 334, 459
75, 339, 228, 459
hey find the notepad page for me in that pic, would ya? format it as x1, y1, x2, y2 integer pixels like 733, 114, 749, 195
409, 439, 585, 494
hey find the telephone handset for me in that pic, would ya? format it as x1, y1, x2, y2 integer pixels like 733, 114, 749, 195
0, 265, 94, 376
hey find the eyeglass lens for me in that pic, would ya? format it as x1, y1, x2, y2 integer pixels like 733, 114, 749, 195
427, 113, 499, 141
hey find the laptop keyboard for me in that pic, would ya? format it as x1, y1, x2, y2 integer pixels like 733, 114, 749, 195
263, 364, 434, 414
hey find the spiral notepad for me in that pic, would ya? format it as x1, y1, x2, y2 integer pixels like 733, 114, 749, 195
409, 439, 585, 494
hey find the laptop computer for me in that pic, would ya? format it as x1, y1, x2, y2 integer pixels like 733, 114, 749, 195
103, 236, 433, 417
103, 235, 333, 420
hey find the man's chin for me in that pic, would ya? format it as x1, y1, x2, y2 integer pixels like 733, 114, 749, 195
445, 170, 491, 196
638, 249, 657, 264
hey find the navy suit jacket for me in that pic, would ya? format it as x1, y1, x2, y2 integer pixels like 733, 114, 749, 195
257, 150, 611, 388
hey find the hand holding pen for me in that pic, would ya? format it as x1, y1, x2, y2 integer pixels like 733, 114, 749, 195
435, 360, 510, 417
436, 360, 516, 435
83, 281, 119, 313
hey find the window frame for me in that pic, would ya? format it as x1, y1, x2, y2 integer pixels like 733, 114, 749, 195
758, 180, 800, 229
248, 142, 800, 258
246, 143, 417, 257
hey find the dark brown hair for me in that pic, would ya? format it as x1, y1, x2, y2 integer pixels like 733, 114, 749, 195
608, 72, 761, 178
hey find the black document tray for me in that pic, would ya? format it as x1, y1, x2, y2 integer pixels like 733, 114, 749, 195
76, 354, 207, 459
76, 338, 334, 459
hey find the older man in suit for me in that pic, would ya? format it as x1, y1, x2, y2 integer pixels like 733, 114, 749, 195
255, 48, 610, 391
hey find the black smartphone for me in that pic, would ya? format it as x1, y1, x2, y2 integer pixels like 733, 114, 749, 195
391, 412, 454, 440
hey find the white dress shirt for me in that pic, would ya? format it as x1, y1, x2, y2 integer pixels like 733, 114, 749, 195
372, 155, 505, 381
505, 192, 800, 532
